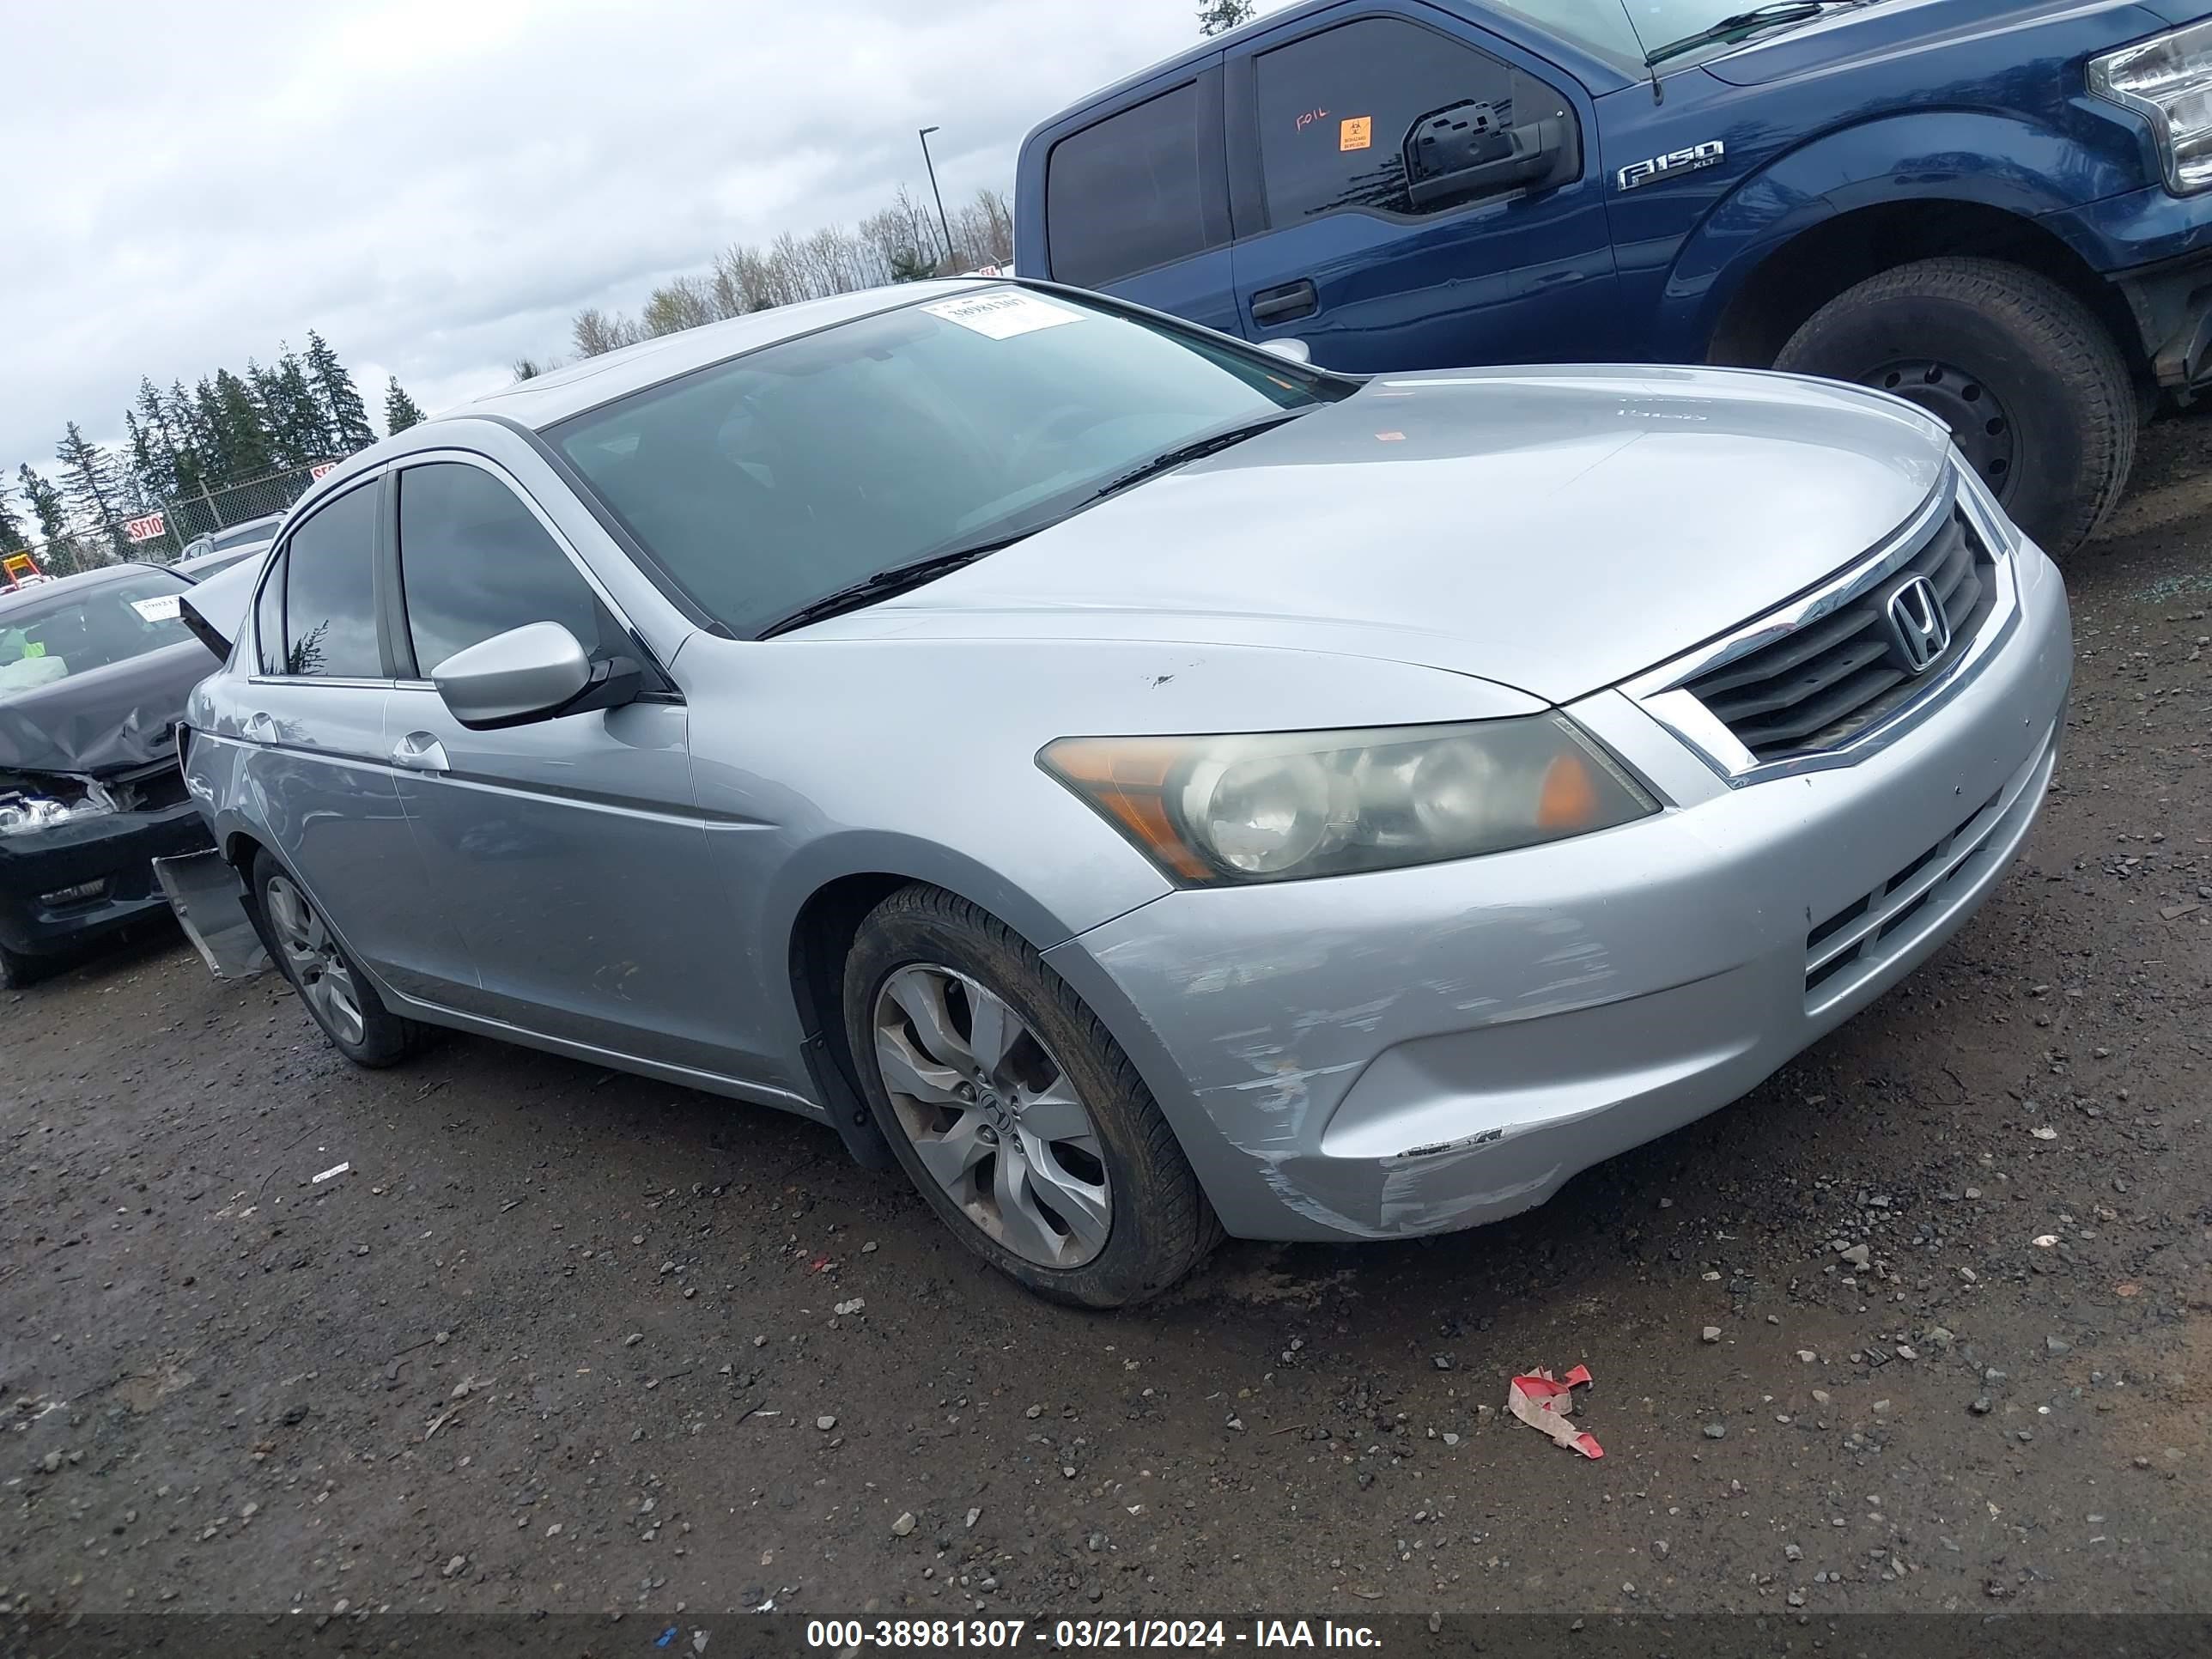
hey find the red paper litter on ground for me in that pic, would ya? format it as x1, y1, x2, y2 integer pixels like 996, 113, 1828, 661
1508, 1363, 1602, 1458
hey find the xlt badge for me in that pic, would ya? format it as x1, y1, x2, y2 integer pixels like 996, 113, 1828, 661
1617, 139, 1726, 191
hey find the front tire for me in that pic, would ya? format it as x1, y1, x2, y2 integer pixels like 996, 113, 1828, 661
252, 851, 429, 1067
1772, 256, 2137, 556
842, 884, 1218, 1308
0, 942, 43, 991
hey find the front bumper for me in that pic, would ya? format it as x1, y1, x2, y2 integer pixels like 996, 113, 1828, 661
2058, 184, 2212, 393
1045, 540, 2072, 1243
0, 799, 212, 959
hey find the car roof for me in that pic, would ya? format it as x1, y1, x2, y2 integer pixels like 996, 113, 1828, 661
0, 561, 178, 617
453, 278, 999, 434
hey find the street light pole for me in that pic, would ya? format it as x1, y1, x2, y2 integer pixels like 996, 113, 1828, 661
918, 125, 955, 271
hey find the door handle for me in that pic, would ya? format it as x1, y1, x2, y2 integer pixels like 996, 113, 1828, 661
1250, 280, 1317, 325
390, 732, 449, 774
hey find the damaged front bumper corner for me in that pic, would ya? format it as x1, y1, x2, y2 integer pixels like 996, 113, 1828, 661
1042, 543, 2071, 1244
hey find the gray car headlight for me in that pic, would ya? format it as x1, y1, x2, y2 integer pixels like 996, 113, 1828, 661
0, 792, 115, 836
2092, 20, 2212, 194
1040, 716, 1658, 885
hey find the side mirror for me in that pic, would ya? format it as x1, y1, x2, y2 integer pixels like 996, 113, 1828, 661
1258, 337, 1313, 365
1402, 100, 1577, 211
432, 622, 637, 730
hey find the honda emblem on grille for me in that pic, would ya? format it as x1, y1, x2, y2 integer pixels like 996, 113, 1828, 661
1885, 575, 1952, 673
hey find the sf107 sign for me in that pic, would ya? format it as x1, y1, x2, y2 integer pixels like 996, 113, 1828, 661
124, 512, 168, 544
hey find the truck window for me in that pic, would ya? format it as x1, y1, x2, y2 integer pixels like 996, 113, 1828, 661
1047, 82, 1216, 288
1254, 16, 1547, 222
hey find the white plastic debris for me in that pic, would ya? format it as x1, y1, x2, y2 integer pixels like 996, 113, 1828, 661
312, 1162, 351, 1183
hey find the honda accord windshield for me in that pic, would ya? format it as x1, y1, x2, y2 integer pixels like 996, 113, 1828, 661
549, 287, 1347, 640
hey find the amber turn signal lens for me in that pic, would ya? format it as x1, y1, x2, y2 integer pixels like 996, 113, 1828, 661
1536, 751, 1602, 830
1039, 738, 1213, 881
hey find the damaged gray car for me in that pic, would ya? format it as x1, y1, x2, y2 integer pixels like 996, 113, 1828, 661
1, 564, 214, 988
173, 281, 2071, 1305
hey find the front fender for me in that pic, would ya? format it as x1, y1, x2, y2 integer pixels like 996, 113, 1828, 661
1653, 108, 2146, 360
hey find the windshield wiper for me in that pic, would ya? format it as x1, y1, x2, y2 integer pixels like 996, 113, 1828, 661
756, 539, 1024, 640
1644, 2, 1842, 66
1085, 412, 1305, 507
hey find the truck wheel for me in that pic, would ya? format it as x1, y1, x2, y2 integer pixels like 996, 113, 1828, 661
1773, 256, 2136, 555
842, 883, 1220, 1308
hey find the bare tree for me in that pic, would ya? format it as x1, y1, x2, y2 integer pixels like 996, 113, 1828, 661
641, 275, 722, 337
568, 179, 1018, 352
573, 307, 643, 358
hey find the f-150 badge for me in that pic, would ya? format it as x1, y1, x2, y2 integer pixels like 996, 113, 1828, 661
1617, 140, 1725, 190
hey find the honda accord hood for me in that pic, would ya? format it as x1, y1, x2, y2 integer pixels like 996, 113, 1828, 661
804, 365, 1953, 704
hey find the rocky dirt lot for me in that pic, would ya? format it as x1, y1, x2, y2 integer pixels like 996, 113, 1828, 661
3, 421, 2209, 1628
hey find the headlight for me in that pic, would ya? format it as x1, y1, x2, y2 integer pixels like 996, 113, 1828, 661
2092, 21, 2212, 194
1040, 716, 1658, 885
0, 791, 116, 836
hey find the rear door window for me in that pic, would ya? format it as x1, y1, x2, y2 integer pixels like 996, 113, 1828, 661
395, 462, 615, 676
1253, 16, 1541, 222
278, 484, 383, 679
1047, 82, 1217, 287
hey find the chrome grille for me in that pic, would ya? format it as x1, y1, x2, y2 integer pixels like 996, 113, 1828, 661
1686, 510, 1995, 763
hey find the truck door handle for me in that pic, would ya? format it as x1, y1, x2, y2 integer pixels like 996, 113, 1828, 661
1251, 280, 1317, 325
390, 732, 449, 774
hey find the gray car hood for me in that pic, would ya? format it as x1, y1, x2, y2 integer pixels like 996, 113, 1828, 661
803, 365, 1951, 704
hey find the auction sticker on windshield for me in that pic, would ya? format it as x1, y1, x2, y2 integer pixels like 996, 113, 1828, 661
923, 289, 1082, 340
131, 594, 182, 623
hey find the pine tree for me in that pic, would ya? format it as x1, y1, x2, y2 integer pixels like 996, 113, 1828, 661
18, 466, 68, 544
165, 380, 212, 501
55, 422, 128, 548
276, 348, 332, 459
0, 490, 24, 553
191, 379, 233, 483
128, 379, 186, 503
211, 369, 277, 483
384, 378, 428, 434
304, 330, 376, 452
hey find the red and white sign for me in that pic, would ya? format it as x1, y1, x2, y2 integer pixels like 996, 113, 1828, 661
124, 512, 168, 544
309, 461, 337, 480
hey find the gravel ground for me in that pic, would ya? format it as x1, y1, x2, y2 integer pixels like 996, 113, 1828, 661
3, 417, 2209, 1624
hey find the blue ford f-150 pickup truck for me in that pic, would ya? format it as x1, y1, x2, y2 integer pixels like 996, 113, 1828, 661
1015, 0, 2212, 552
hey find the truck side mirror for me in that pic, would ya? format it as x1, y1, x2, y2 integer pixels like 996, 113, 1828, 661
1402, 100, 1578, 211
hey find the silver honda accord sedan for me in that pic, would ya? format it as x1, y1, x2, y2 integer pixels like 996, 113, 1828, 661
177, 278, 2071, 1305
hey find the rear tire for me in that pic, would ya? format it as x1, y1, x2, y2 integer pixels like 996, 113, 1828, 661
842, 883, 1219, 1308
1773, 256, 2137, 556
252, 851, 430, 1067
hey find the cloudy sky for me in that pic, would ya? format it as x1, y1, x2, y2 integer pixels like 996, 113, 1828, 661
6, 0, 1293, 487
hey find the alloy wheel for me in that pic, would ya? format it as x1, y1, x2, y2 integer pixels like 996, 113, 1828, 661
871, 962, 1111, 1267
264, 874, 366, 1046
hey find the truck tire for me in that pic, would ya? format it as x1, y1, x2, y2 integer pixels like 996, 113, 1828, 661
1773, 256, 2136, 556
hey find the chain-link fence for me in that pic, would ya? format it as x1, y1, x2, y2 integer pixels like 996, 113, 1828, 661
3, 459, 337, 583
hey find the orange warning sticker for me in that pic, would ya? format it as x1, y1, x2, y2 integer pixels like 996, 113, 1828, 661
1340, 116, 1372, 152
